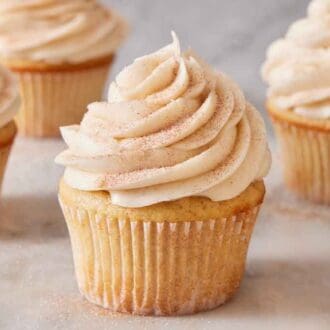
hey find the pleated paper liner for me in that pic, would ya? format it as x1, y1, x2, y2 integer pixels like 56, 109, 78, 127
59, 181, 264, 316
268, 105, 330, 205
5, 55, 114, 137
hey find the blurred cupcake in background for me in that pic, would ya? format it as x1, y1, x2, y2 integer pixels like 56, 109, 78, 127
56, 33, 271, 315
0, 0, 128, 137
0, 66, 19, 191
262, 0, 330, 205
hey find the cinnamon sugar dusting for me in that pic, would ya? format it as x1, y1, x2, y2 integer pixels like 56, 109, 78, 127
41, 293, 125, 321
57, 32, 271, 207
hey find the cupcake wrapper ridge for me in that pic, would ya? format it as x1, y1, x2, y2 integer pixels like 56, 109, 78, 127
273, 120, 330, 205
12, 60, 112, 137
60, 198, 260, 316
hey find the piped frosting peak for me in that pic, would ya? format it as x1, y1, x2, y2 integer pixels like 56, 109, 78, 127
57, 33, 271, 207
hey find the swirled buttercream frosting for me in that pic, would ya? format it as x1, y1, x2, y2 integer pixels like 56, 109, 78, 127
56, 33, 271, 207
0, 0, 128, 64
262, 0, 330, 119
0, 66, 19, 128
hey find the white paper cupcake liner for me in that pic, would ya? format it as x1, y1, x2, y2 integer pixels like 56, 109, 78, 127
13, 61, 111, 137
273, 121, 330, 204
60, 198, 260, 316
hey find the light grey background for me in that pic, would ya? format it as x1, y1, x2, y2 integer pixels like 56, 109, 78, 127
103, 0, 310, 132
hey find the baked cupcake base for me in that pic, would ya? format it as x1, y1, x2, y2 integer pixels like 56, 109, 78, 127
59, 180, 265, 316
2, 55, 114, 137
267, 100, 330, 205
0, 120, 17, 190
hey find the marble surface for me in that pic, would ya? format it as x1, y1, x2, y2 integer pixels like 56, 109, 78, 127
1, 0, 330, 329
1, 138, 330, 330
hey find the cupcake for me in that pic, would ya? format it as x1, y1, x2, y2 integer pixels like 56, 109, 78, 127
0, 66, 19, 191
56, 33, 271, 315
0, 0, 128, 137
262, 0, 330, 204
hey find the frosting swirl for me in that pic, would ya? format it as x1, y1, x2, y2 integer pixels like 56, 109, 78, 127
56, 33, 271, 207
0, 0, 128, 64
262, 0, 330, 118
0, 66, 19, 128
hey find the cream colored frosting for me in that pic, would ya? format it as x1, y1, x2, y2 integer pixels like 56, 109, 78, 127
262, 0, 330, 119
56, 33, 271, 208
0, 66, 19, 129
0, 0, 128, 64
